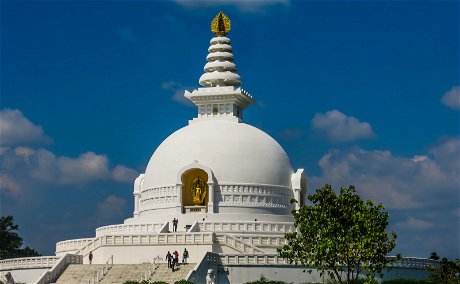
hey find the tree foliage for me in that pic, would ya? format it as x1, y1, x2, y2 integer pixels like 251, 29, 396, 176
428, 257, 460, 283
0, 215, 41, 259
278, 185, 398, 283
429, 252, 440, 261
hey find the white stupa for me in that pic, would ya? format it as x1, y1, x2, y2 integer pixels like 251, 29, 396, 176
52, 11, 306, 271
0, 12, 438, 284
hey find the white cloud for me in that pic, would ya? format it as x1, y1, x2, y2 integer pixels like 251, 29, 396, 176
173, 0, 290, 13
0, 174, 22, 197
97, 195, 127, 222
429, 136, 460, 176
161, 81, 194, 107
395, 216, 433, 230
2, 147, 111, 186
2, 147, 140, 190
0, 109, 52, 146
0, 110, 140, 194
310, 137, 459, 210
57, 152, 111, 185
310, 138, 460, 257
411, 155, 428, 162
112, 165, 139, 183
441, 86, 460, 110
311, 109, 375, 143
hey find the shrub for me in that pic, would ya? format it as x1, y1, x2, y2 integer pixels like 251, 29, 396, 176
382, 280, 430, 284
174, 280, 194, 284
244, 274, 290, 284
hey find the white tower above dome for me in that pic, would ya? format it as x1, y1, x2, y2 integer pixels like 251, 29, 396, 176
186, 12, 254, 123
199, 12, 242, 87
199, 36, 242, 87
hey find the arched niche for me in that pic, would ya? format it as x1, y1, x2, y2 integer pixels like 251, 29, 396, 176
177, 161, 215, 214
182, 168, 209, 208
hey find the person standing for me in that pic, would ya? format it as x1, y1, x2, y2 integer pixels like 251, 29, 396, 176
182, 248, 189, 265
166, 251, 172, 268
174, 251, 179, 267
89, 251, 93, 264
172, 218, 178, 232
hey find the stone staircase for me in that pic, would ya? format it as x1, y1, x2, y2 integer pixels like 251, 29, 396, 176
99, 264, 151, 283
148, 263, 194, 283
54, 263, 194, 284
55, 264, 106, 284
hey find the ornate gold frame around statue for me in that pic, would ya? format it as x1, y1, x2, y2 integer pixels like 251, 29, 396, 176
191, 177, 207, 205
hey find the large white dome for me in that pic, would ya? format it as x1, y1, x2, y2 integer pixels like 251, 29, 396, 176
143, 120, 294, 189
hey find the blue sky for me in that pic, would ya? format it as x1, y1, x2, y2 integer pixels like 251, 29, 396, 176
1, 0, 459, 259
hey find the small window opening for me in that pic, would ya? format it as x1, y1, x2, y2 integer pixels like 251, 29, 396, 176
213, 107, 218, 115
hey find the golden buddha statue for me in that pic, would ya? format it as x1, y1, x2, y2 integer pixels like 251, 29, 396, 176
191, 177, 207, 205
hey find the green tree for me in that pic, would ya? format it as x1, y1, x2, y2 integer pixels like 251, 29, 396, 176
429, 252, 440, 260
428, 257, 460, 283
0, 215, 40, 259
278, 184, 398, 283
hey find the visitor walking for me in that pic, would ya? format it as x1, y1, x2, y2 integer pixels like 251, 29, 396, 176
182, 248, 189, 265
174, 251, 179, 267
166, 251, 172, 268
89, 251, 93, 264
172, 218, 178, 232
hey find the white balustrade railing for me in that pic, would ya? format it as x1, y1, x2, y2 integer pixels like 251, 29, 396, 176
95, 223, 165, 237
387, 256, 439, 269
233, 234, 286, 247
56, 238, 95, 254
220, 254, 288, 266
0, 256, 60, 271
199, 221, 295, 234
217, 234, 266, 254
77, 232, 215, 257
34, 254, 82, 284
219, 254, 440, 270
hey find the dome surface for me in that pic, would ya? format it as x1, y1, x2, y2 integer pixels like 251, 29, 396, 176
143, 120, 293, 189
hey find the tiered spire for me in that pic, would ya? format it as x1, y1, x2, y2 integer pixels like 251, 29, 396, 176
185, 12, 253, 123
199, 12, 242, 87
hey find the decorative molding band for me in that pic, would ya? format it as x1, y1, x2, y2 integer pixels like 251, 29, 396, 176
55, 238, 94, 254
217, 184, 292, 208
139, 185, 180, 211
199, 222, 295, 234
219, 184, 292, 196
95, 223, 165, 237
140, 185, 180, 198
139, 184, 293, 210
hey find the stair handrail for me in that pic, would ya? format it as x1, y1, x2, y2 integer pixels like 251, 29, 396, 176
218, 233, 266, 254
137, 261, 158, 282
86, 255, 113, 284
34, 254, 83, 284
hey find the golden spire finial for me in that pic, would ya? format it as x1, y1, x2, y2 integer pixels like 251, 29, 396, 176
211, 11, 231, 36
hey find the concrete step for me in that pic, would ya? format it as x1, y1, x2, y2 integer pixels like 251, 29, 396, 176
55, 264, 105, 284
54, 263, 195, 284
99, 264, 151, 283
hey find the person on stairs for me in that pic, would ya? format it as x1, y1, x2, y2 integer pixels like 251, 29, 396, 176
182, 248, 189, 265
166, 251, 172, 269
